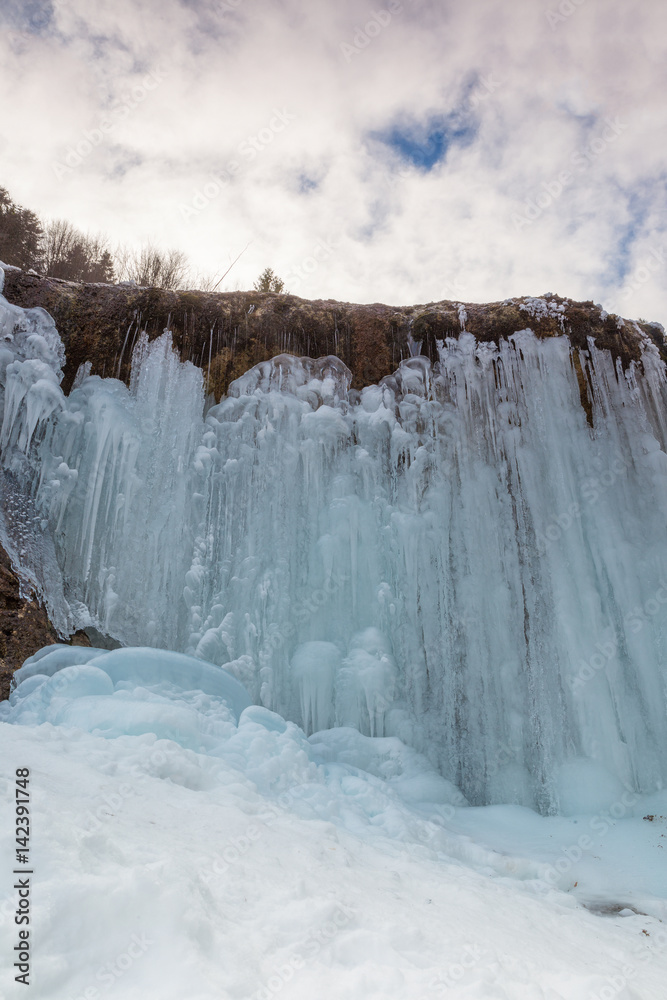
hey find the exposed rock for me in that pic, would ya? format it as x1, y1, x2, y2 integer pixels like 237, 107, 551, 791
3, 269, 664, 399
82, 626, 123, 650
0, 543, 90, 701
1, 273, 664, 680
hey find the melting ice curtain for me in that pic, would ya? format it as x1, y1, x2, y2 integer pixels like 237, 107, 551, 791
2, 283, 667, 812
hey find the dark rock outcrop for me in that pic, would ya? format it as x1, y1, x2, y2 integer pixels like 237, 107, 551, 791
3, 269, 664, 399
0, 543, 91, 701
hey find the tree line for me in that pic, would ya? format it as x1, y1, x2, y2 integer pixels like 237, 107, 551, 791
0, 185, 285, 293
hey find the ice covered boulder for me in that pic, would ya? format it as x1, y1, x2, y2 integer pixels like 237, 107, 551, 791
4, 644, 252, 745
228, 353, 352, 406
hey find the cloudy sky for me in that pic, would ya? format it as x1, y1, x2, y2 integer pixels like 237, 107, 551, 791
0, 0, 665, 323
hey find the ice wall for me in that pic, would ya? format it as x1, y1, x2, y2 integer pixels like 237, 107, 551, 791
0, 282, 204, 647
2, 277, 667, 812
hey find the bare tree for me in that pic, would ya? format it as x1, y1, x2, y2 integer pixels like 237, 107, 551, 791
43, 219, 114, 282
43, 219, 76, 276
190, 271, 222, 292
115, 243, 190, 290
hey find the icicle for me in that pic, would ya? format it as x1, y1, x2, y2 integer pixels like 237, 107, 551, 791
2, 282, 667, 813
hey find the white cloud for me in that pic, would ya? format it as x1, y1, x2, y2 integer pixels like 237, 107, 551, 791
0, 0, 665, 323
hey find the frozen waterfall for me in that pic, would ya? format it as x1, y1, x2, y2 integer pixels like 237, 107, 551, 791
1, 279, 667, 813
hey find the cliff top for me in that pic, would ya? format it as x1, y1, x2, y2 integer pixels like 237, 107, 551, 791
2, 267, 664, 398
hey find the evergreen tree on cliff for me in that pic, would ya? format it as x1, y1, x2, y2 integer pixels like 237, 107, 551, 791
254, 267, 285, 293
0, 187, 43, 271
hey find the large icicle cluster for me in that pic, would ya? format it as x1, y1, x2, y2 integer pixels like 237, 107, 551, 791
2, 275, 667, 812
0, 278, 204, 648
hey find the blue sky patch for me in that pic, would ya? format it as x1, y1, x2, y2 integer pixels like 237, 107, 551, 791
371, 113, 478, 172
604, 184, 658, 285
298, 174, 318, 194
1, 0, 55, 34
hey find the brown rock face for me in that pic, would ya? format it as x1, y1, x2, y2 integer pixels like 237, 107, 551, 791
0, 544, 90, 701
3, 270, 663, 399
0, 271, 664, 690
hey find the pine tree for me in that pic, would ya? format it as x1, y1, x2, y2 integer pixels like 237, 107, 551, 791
254, 267, 285, 293
0, 187, 44, 270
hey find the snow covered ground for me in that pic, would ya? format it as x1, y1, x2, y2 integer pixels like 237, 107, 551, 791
2, 646, 666, 1000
